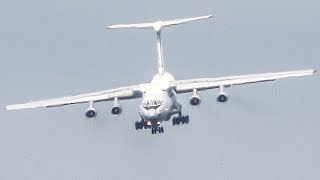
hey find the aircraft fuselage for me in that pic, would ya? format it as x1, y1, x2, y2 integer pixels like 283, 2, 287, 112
139, 72, 181, 127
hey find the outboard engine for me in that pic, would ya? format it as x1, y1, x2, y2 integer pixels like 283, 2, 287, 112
85, 107, 97, 119
189, 95, 201, 106
216, 93, 228, 103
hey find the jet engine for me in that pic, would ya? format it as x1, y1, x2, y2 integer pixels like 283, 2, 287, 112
85, 107, 97, 119
216, 93, 228, 103
189, 89, 201, 106
189, 95, 201, 106
111, 105, 122, 116
111, 97, 122, 116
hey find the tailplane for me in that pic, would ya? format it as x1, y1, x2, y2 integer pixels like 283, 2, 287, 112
107, 15, 213, 75
107, 15, 212, 31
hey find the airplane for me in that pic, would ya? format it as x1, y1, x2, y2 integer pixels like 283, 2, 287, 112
5, 15, 316, 134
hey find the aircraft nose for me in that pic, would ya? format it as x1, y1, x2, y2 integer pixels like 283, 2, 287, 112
147, 109, 157, 117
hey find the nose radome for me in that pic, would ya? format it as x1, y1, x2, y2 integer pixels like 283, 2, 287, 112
148, 109, 156, 116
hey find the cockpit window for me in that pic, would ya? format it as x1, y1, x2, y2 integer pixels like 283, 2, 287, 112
142, 99, 163, 110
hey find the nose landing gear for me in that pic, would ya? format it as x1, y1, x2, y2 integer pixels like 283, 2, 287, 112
151, 126, 164, 134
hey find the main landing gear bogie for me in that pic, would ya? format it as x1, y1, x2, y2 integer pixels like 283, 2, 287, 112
135, 120, 147, 130
172, 115, 189, 126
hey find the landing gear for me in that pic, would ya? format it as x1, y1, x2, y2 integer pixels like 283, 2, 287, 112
135, 120, 151, 130
172, 115, 189, 125
135, 121, 144, 130
135, 119, 165, 134
159, 127, 164, 133
151, 126, 164, 134
151, 127, 157, 134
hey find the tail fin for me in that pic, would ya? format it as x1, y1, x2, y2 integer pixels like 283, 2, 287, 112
107, 15, 213, 75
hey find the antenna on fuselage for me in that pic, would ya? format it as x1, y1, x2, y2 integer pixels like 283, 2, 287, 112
107, 15, 213, 76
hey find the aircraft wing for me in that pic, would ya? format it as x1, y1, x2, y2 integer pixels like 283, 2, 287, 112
172, 69, 316, 93
5, 84, 147, 110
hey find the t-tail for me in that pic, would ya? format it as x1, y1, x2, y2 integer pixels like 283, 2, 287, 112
107, 15, 213, 76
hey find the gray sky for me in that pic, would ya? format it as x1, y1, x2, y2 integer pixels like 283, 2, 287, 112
1, 0, 319, 179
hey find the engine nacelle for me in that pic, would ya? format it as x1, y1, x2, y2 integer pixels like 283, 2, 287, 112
216, 93, 229, 103
189, 95, 201, 106
85, 108, 97, 119
111, 105, 122, 116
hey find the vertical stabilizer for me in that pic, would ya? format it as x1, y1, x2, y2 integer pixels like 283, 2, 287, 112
107, 15, 213, 76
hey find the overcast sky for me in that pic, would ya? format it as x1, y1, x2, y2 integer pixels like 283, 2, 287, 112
0, 0, 319, 179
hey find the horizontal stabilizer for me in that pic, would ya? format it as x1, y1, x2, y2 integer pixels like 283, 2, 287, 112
107, 15, 212, 31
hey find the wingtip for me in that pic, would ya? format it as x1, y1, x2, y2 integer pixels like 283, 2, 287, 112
4, 105, 19, 111
106, 26, 113, 30
199, 14, 213, 19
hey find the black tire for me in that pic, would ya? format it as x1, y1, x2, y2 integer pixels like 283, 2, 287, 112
182, 115, 189, 124
176, 118, 181, 125
143, 121, 148, 129
172, 118, 176, 126
185, 115, 190, 124
152, 128, 157, 134
135, 121, 140, 130
139, 122, 143, 129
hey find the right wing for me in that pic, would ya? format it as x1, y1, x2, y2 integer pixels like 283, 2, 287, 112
5, 84, 149, 110
172, 69, 316, 93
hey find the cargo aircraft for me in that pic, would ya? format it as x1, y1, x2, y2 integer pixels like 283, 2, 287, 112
5, 15, 316, 134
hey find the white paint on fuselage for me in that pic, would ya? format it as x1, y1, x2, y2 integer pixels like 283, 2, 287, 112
139, 72, 181, 125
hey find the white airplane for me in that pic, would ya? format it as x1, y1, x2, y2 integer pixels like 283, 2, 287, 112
5, 15, 316, 134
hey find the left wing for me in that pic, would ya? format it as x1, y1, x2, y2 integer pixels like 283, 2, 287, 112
171, 69, 316, 93
5, 84, 148, 110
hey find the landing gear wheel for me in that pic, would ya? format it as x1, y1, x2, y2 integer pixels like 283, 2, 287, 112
172, 117, 181, 126
172, 115, 190, 126
182, 115, 189, 124
135, 121, 139, 130
158, 127, 164, 133
172, 118, 177, 126
185, 116, 190, 124
135, 121, 143, 130
151, 127, 157, 134
143, 121, 148, 129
